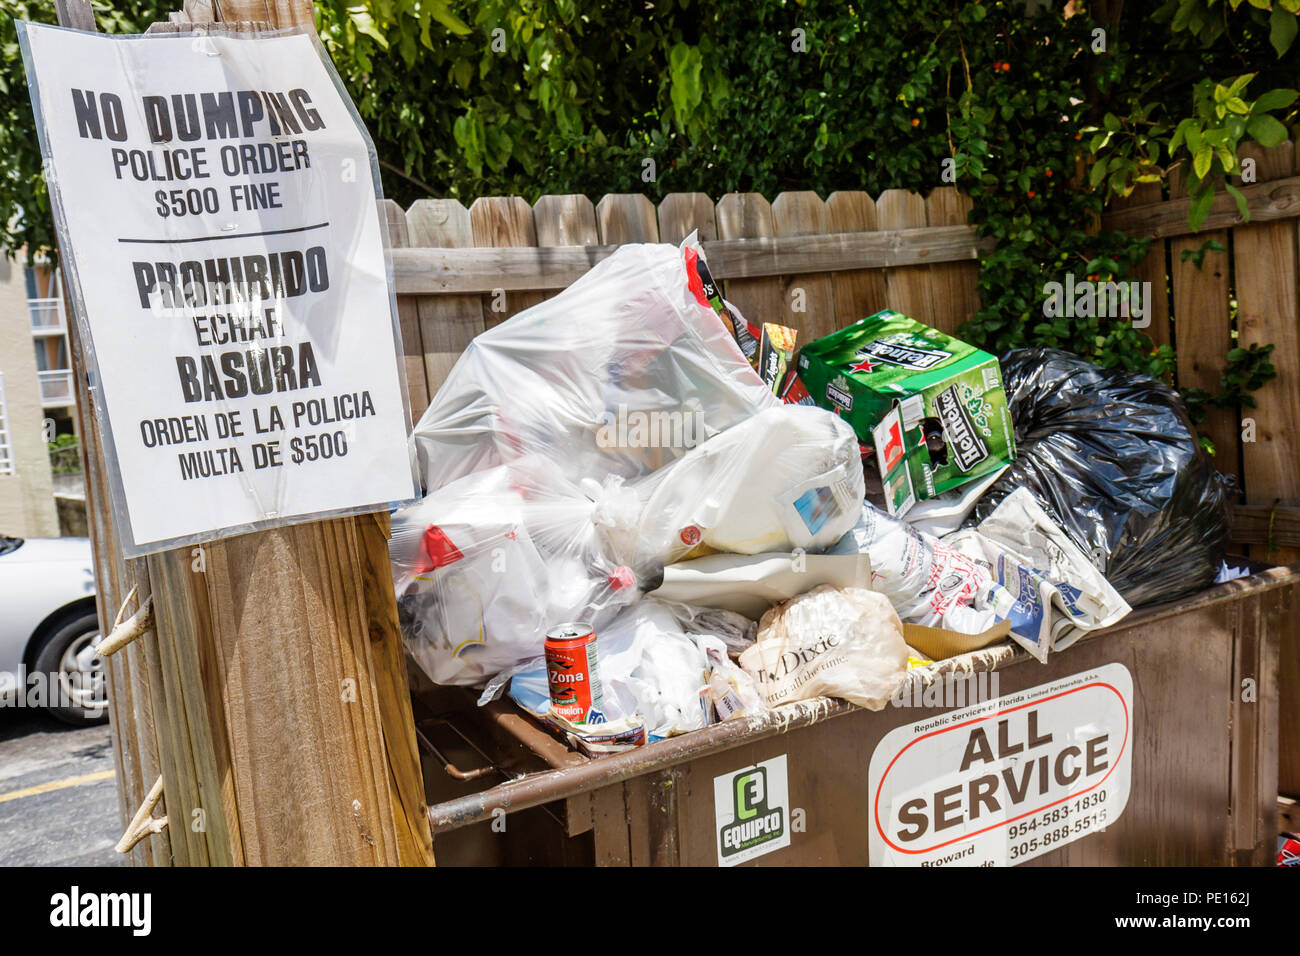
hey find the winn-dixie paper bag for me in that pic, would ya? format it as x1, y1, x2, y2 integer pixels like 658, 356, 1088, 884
944, 487, 1130, 661
740, 586, 909, 711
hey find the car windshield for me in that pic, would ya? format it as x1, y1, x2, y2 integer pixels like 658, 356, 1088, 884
0, 535, 23, 556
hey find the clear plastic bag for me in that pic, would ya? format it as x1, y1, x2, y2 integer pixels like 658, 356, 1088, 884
396, 239, 866, 692
410, 239, 779, 492
392, 405, 863, 688
390, 465, 637, 687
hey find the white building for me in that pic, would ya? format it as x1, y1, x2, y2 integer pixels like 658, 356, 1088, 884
0, 250, 78, 537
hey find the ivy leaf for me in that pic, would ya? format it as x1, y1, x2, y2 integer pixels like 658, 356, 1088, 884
1193, 145, 1213, 179
349, 10, 388, 48
1252, 88, 1299, 113
1089, 157, 1111, 188
668, 42, 704, 126
427, 2, 472, 36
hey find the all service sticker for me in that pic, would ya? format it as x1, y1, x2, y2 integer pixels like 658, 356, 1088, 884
714, 755, 790, 866
869, 663, 1132, 867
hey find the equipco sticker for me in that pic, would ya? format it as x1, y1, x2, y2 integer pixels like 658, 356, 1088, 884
714, 755, 791, 866
868, 663, 1132, 867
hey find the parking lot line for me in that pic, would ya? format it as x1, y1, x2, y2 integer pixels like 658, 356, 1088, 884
0, 769, 116, 804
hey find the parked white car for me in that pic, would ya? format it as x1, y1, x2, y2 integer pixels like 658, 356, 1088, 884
0, 534, 105, 725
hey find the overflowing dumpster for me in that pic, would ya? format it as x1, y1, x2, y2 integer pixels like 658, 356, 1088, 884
414, 564, 1293, 866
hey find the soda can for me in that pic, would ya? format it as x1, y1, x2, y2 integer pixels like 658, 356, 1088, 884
545, 623, 604, 724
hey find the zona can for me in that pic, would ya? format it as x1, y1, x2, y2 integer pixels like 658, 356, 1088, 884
545, 623, 604, 724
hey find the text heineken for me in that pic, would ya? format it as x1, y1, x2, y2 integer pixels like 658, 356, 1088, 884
798, 310, 1016, 516
934, 384, 990, 472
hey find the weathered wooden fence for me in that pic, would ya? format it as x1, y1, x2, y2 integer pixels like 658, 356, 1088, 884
386, 188, 985, 417
1105, 139, 1300, 569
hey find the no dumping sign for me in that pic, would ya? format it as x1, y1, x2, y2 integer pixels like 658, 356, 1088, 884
19, 23, 419, 554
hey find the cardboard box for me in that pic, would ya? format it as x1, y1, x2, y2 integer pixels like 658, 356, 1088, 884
797, 310, 1016, 516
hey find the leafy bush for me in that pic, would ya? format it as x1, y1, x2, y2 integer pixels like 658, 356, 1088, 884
4, 0, 1297, 415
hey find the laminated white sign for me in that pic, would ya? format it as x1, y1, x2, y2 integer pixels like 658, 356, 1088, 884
869, 663, 1132, 866
19, 23, 419, 554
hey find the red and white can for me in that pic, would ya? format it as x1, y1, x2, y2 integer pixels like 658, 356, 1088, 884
545, 623, 604, 724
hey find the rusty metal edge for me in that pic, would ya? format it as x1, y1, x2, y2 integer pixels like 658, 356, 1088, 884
428, 697, 850, 832
426, 563, 1300, 834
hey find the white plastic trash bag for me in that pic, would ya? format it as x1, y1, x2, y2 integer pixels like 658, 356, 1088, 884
632, 405, 865, 567
411, 239, 779, 492
740, 586, 909, 711
390, 465, 637, 686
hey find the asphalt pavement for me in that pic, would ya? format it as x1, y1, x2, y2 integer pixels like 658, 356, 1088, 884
0, 710, 123, 866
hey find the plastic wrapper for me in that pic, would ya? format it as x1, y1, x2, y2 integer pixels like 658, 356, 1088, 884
828, 501, 1002, 636
972, 348, 1233, 607
410, 240, 779, 492
504, 600, 763, 738
739, 586, 910, 711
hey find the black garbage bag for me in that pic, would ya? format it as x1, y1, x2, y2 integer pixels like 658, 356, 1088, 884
971, 348, 1234, 608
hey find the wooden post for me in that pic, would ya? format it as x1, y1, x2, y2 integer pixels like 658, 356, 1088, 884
53, 0, 433, 865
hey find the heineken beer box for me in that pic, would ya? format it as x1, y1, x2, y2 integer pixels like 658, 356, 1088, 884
797, 311, 1015, 516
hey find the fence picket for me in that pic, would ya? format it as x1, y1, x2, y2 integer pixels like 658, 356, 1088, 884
469, 196, 546, 328
771, 191, 837, 343
658, 192, 717, 245
876, 188, 935, 323
924, 187, 980, 335
1234, 142, 1300, 565
406, 199, 485, 403
825, 191, 889, 327
715, 193, 784, 330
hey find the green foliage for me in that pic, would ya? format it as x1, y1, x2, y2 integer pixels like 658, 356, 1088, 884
1181, 342, 1278, 424
3, 0, 1295, 420
1088, 73, 1298, 231
46, 431, 80, 474
1179, 237, 1227, 268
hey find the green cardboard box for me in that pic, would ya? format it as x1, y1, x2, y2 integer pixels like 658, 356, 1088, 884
797, 310, 1016, 516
